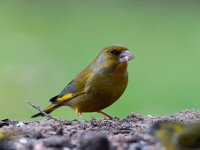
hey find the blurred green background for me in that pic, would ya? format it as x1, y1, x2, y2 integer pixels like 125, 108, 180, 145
0, 0, 200, 121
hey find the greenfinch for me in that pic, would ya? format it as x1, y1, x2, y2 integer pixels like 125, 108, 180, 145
150, 121, 200, 150
31, 44, 133, 120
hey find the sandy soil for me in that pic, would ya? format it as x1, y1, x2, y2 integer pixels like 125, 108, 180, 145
0, 110, 200, 150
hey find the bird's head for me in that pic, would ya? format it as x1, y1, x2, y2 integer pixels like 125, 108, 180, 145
96, 44, 134, 68
102, 44, 133, 63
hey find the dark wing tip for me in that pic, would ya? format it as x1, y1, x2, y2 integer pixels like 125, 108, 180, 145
31, 113, 44, 118
49, 95, 58, 103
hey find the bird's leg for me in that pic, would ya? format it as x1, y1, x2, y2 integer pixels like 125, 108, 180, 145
79, 113, 87, 123
78, 113, 91, 127
97, 111, 114, 120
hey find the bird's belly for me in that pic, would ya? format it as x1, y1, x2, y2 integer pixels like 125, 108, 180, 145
66, 72, 128, 113
66, 94, 106, 112
67, 92, 119, 113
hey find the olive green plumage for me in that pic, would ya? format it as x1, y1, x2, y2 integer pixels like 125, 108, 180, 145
32, 44, 133, 119
151, 121, 200, 150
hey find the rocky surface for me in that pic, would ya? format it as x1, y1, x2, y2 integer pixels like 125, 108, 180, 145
0, 110, 200, 150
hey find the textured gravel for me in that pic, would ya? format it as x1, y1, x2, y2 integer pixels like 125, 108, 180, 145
0, 110, 200, 150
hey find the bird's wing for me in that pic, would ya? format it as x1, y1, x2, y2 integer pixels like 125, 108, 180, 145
50, 70, 93, 104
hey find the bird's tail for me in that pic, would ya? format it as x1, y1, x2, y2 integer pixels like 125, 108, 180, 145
31, 104, 61, 118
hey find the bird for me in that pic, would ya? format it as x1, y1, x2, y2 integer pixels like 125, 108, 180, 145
31, 44, 133, 121
150, 121, 200, 150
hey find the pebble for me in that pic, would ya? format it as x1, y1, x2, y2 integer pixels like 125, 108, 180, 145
80, 132, 110, 150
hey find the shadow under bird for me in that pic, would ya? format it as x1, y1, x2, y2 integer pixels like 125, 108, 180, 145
31, 44, 134, 121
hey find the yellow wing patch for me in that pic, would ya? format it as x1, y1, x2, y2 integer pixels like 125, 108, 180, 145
57, 93, 73, 102
56, 89, 87, 103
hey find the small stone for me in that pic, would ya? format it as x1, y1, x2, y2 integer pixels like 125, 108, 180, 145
43, 136, 72, 148
16, 122, 25, 127
80, 132, 109, 150
19, 138, 27, 144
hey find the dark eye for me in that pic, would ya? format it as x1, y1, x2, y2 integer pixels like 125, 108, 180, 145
109, 50, 120, 55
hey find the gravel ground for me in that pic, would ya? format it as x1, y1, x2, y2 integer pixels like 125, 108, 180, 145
0, 110, 200, 150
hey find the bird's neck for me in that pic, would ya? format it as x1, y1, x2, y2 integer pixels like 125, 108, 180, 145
102, 61, 127, 74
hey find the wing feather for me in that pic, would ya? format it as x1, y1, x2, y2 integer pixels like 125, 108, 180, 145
50, 71, 93, 104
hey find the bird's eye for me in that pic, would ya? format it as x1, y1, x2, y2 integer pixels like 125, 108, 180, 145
109, 50, 120, 55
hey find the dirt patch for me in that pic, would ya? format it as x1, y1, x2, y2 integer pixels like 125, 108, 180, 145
0, 110, 200, 150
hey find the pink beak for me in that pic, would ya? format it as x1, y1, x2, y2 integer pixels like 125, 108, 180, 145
119, 50, 134, 63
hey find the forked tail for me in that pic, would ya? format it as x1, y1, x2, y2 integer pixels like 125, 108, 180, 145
31, 104, 61, 118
